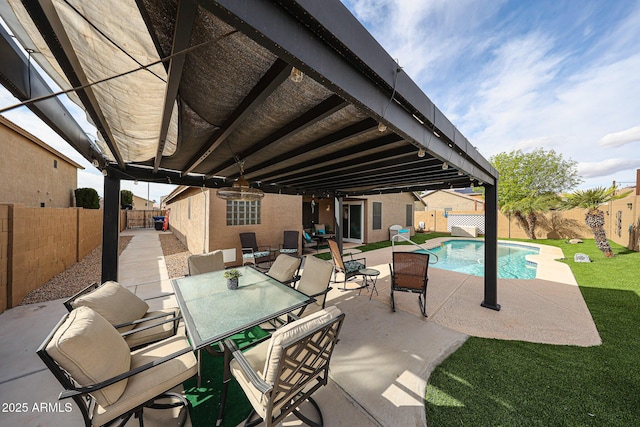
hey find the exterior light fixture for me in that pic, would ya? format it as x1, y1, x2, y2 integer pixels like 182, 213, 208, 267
289, 67, 304, 83
458, 170, 463, 176
442, 162, 448, 170
91, 159, 99, 168
378, 122, 387, 132
417, 148, 426, 158
216, 160, 265, 201
101, 169, 108, 177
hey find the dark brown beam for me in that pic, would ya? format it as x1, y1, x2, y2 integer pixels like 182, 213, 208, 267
300, 169, 463, 191
182, 58, 291, 174
153, 0, 198, 172
251, 133, 403, 182
205, 94, 347, 177
236, 118, 378, 179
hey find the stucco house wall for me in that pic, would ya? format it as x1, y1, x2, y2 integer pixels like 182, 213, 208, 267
0, 116, 82, 208
421, 189, 484, 212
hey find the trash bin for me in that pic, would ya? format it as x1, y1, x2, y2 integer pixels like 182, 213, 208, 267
154, 216, 165, 231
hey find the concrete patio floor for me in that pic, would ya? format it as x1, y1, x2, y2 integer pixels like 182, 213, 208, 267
0, 229, 601, 427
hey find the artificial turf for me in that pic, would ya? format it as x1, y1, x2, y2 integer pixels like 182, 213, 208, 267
424, 239, 640, 426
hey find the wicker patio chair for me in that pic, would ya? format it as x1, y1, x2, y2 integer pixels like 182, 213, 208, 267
64, 281, 181, 349
389, 252, 430, 317
37, 306, 197, 427
188, 250, 225, 275
327, 239, 366, 289
302, 231, 319, 253
240, 232, 272, 268
224, 306, 345, 427
279, 230, 300, 256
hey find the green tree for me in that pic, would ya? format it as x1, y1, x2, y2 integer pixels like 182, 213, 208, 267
491, 149, 581, 239
75, 187, 100, 209
560, 186, 630, 257
120, 190, 133, 209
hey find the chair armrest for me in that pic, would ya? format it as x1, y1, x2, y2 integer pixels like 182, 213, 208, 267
223, 339, 272, 395
58, 346, 194, 400
63, 282, 100, 311
118, 314, 183, 337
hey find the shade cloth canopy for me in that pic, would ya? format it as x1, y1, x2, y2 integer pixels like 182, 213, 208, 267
1, 0, 497, 197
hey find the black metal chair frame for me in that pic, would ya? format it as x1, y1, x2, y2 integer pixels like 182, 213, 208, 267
240, 232, 272, 269
389, 252, 430, 317
327, 239, 366, 290
37, 313, 193, 427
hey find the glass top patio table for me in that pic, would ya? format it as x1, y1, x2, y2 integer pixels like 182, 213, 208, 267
171, 266, 313, 350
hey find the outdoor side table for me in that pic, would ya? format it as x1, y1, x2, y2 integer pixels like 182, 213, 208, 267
358, 268, 380, 300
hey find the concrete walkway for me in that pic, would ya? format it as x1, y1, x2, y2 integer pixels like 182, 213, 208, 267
0, 229, 601, 427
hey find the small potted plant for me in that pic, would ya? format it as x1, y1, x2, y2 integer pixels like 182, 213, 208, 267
223, 269, 242, 290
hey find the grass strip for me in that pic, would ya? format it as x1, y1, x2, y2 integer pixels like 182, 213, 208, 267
425, 239, 640, 426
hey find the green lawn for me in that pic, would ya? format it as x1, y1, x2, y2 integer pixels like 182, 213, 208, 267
425, 239, 640, 426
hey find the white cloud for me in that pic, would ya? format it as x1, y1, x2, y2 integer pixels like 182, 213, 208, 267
577, 158, 640, 178
598, 125, 640, 147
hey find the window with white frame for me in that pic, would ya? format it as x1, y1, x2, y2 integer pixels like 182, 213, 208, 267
227, 200, 261, 225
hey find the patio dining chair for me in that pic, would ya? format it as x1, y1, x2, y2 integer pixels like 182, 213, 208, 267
294, 255, 334, 317
327, 239, 366, 289
279, 230, 300, 256
240, 232, 272, 268
389, 251, 430, 317
266, 254, 302, 287
188, 250, 225, 275
38, 306, 197, 427
64, 281, 181, 349
302, 231, 318, 253
224, 306, 345, 427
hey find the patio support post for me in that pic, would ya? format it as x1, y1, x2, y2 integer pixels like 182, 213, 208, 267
335, 196, 343, 253
481, 182, 500, 310
101, 174, 120, 283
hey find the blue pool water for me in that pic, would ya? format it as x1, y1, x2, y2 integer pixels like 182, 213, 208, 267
416, 240, 539, 279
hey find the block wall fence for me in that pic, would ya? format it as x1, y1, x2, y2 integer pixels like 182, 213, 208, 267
0, 204, 103, 313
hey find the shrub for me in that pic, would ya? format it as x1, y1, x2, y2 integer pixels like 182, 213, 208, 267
75, 187, 100, 209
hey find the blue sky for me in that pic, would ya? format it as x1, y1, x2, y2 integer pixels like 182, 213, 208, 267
1, 1, 639, 202
342, 0, 640, 189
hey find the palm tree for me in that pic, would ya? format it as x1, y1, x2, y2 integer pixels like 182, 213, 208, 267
560, 186, 630, 257
501, 194, 559, 240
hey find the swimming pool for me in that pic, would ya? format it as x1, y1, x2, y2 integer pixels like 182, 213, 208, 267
416, 240, 539, 279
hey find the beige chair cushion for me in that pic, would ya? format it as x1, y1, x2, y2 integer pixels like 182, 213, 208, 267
262, 306, 342, 385
124, 308, 180, 349
267, 254, 301, 283
92, 334, 197, 426
229, 340, 271, 419
71, 281, 149, 332
188, 250, 225, 275
298, 256, 333, 308
46, 306, 131, 407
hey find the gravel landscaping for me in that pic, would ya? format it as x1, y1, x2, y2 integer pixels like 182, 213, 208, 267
20, 236, 133, 305
159, 232, 191, 278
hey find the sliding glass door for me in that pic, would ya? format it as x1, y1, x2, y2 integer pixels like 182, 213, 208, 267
342, 202, 363, 243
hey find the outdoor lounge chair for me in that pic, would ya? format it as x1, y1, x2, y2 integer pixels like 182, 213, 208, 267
37, 306, 197, 427
389, 252, 430, 317
64, 281, 181, 349
294, 255, 334, 317
225, 306, 345, 427
327, 239, 366, 289
279, 230, 300, 255
302, 231, 318, 253
240, 232, 272, 268
188, 250, 225, 275
266, 254, 302, 287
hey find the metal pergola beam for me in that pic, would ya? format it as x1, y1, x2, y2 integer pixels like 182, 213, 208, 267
0, 25, 104, 167
251, 133, 404, 182
153, 0, 198, 172
300, 169, 464, 192
204, 0, 496, 185
182, 58, 291, 174
23, 0, 125, 168
205, 94, 348, 178
240, 118, 378, 179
